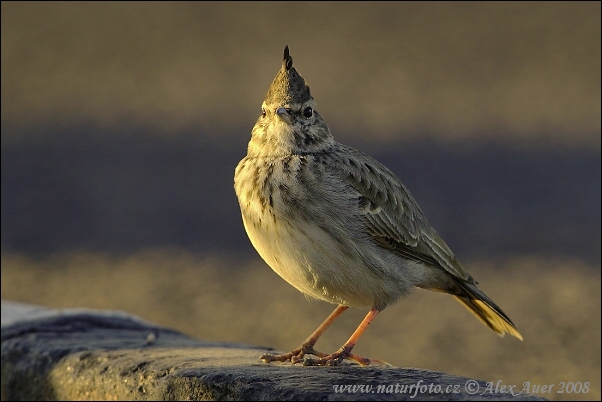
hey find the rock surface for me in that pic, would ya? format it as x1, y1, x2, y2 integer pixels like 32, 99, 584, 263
1, 301, 545, 401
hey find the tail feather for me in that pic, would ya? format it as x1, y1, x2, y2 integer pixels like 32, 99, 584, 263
452, 280, 523, 341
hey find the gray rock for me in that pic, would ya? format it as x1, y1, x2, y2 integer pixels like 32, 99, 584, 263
1, 301, 545, 401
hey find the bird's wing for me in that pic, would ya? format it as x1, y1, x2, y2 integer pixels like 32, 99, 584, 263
334, 145, 473, 282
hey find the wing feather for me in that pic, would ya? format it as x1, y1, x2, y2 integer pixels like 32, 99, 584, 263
334, 145, 472, 282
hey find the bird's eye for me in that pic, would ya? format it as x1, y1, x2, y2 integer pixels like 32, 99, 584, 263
303, 107, 313, 118
261, 108, 266, 118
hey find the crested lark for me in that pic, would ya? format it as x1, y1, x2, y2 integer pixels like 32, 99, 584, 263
234, 46, 522, 366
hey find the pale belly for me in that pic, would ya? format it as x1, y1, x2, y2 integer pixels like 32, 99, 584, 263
240, 210, 405, 308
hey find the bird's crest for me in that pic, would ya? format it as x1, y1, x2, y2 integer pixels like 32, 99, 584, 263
264, 46, 312, 106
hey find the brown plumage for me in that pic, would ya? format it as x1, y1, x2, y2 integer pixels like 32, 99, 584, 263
234, 46, 522, 366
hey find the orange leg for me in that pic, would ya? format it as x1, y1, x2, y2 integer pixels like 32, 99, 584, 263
303, 308, 389, 366
260, 305, 349, 364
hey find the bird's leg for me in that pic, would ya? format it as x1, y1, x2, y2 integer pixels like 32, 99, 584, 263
260, 305, 349, 364
303, 308, 389, 366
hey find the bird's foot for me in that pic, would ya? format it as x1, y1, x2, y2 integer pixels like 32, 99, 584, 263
301, 346, 392, 367
260, 342, 328, 364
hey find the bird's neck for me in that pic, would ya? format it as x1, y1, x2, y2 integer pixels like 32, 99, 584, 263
247, 121, 335, 158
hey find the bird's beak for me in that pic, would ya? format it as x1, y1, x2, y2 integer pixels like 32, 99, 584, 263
276, 107, 291, 122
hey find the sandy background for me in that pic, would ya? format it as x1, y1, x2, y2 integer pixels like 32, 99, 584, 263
2, 3, 600, 401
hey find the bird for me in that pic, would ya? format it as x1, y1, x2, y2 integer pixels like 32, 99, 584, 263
233, 46, 522, 366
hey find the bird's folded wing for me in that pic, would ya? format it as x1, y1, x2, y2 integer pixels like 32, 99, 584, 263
335, 145, 472, 282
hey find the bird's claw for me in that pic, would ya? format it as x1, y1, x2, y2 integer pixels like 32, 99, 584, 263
260, 344, 327, 364
301, 349, 391, 367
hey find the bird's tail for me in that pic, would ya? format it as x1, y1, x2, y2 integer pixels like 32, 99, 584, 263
450, 278, 523, 340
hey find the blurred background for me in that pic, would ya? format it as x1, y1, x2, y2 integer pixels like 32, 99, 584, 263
1, 2, 600, 400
